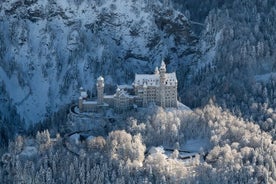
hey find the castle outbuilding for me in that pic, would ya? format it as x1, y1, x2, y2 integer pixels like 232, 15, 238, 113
78, 60, 178, 112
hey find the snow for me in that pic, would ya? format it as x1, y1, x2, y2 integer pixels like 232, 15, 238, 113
197, 29, 223, 72
97, 76, 104, 81
149, 146, 200, 163
183, 139, 209, 152
83, 101, 97, 105
178, 152, 198, 159
81, 91, 88, 98
70, 133, 80, 144
0, 68, 30, 104
86, 135, 95, 142
118, 84, 133, 89
20, 146, 38, 157
134, 73, 177, 87
148, 146, 165, 155
135, 74, 160, 86
177, 101, 192, 111
116, 89, 134, 98
254, 72, 276, 82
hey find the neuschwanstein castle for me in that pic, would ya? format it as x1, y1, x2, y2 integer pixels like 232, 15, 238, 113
78, 61, 178, 112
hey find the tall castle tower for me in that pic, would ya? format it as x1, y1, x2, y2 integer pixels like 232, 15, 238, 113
159, 60, 166, 108
97, 76, 104, 105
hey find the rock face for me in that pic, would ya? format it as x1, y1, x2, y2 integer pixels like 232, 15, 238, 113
0, 0, 197, 124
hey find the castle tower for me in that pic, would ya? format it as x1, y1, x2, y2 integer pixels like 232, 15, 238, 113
159, 60, 166, 108
79, 87, 88, 99
154, 67, 159, 75
78, 87, 87, 112
159, 60, 166, 78
79, 97, 83, 112
79, 86, 84, 93
97, 76, 104, 105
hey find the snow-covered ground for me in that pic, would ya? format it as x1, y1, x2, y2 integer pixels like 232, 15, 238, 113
254, 72, 276, 82
183, 138, 209, 152
177, 101, 192, 111
20, 146, 38, 157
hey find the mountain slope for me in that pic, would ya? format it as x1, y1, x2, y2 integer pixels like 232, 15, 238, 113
0, 0, 197, 124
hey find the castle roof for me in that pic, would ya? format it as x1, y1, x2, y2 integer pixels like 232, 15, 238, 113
80, 91, 88, 98
164, 73, 178, 86
134, 74, 159, 86
134, 72, 177, 87
160, 60, 166, 70
97, 76, 104, 81
82, 101, 97, 105
118, 84, 133, 90
114, 88, 134, 99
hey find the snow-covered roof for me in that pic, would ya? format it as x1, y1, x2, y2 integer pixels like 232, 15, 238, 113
134, 72, 177, 87
97, 76, 104, 81
115, 89, 134, 98
134, 74, 160, 86
81, 91, 88, 98
148, 146, 165, 155
83, 100, 97, 105
154, 67, 159, 74
118, 84, 133, 89
164, 73, 178, 86
160, 60, 166, 70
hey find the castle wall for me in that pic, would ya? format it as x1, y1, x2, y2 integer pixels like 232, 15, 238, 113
164, 86, 177, 107
134, 84, 177, 107
114, 96, 134, 112
82, 101, 98, 112
104, 96, 114, 107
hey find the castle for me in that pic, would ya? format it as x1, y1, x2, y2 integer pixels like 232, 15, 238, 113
78, 61, 178, 112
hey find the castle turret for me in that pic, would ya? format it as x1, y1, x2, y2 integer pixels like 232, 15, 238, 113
159, 60, 166, 78
79, 97, 83, 112
154, 67, 159, 75
79, 87, 87, 112
159, 60, 166, 108
97, 76, 104, 105
80, 87, 84, 92
79, 87, 88, 99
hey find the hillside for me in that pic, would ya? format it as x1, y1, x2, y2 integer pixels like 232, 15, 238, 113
0, 0, 197, 125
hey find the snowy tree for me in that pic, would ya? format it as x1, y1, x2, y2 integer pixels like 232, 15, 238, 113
107, 130, 146, 167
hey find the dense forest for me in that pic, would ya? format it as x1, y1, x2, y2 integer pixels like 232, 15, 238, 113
1, 104, 276, 183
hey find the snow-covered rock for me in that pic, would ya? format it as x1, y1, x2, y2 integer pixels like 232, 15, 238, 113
69, 133, 80, 145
